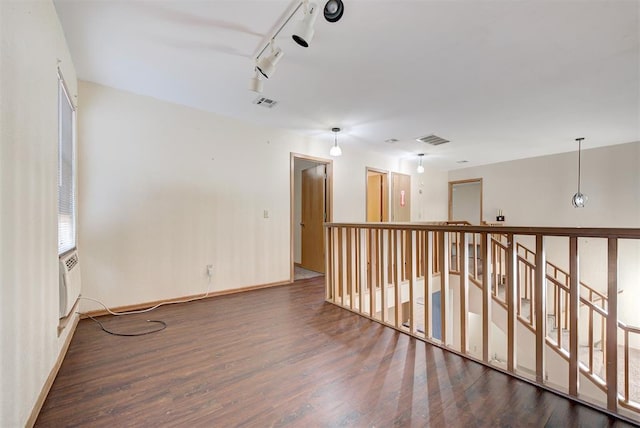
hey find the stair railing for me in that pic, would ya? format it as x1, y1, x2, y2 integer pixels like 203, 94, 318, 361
324, 222, 640, 421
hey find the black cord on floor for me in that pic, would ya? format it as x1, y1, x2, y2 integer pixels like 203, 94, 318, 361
83, 313, 167, 336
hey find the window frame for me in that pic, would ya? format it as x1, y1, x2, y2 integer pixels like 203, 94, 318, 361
57, 70, 77, 256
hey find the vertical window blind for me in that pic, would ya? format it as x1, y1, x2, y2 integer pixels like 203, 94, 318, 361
58, 73, 76, 255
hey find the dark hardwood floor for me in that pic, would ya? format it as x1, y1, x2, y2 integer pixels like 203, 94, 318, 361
37, 277, 635, 427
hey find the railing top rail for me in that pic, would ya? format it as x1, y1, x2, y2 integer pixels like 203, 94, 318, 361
325, 222, 640, 239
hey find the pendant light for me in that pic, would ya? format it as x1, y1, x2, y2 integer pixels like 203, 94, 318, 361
329, 127, 342, 156
416, 153, 425, 174
571, 137, 587, 208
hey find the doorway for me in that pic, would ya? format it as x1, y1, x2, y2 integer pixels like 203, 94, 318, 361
366, 168, 389, 222
448, 179, 483, 224
291, 153, 333, 281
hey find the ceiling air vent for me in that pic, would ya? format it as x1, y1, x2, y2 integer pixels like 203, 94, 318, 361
253, 97, 278, 108
416, 134, 449, 146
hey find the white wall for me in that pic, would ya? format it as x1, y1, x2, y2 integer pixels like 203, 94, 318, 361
405, 161, 449, 222
448, 142, 640, 327
448, 142, 640, 228
0, 1, 79, 426
77, 81, 411, 311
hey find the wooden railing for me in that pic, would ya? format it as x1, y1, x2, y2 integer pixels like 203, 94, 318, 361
324, 223, 640, 421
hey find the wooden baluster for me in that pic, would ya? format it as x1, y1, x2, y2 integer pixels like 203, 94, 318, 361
347, 227, 354, 310
433, 232, 439, 275
439, 231, 449, 346
517, 259, 522, 319
460, 232, 469, 354
408, 230, 415, 334
337, 227, 344, 306
589, 307, 594, 374
472, 233, 478, 281
393, 230, 401, 328
369, 229, 375, 319
564, 288, 569, 331
483, 232, 493, 364
625, 330, 629, 403
607, 237, 618, 410
425, 231, 433, 339
506, 233, 517, 372
535, 234, 546, 384
335, 227, 340, 302
380, 229, 388, 324
325, 226, 331, 300
492, 240, 497, 296
357, 228, 364, 314
404, 230, 410, 281
529, 264, 534, 327
557, 287, 562, 347
569, 237, 579, 397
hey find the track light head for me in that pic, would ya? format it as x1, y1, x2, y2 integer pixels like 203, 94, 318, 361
323, 0, 344, 22
248, 70, 263, 93
256, 45, 284, 79
292, 2, 319, 47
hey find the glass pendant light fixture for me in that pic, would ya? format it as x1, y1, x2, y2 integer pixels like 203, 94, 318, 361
329, 127, 342, 156
416, 153, 425, 174
571, 137, 587, 208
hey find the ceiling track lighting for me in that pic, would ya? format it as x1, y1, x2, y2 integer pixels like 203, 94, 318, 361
416, 153, 425, 174
249, 0, 340, 93
571, 137, 587, 208
323, 0, 344, 22
329, 127, 342, 157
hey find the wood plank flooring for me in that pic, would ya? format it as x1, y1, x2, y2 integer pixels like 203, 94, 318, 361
36, 277, 635, 427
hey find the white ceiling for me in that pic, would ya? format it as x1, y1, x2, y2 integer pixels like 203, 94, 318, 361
54, 0, 639, 170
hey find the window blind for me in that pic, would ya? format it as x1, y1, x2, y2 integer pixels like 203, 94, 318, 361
58, 74, 76, 255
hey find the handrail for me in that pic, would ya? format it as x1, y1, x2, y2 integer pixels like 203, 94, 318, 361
516, 239, 604, 301
326, 222, 640, 239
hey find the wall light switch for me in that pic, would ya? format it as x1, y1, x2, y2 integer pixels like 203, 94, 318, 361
263, 210, 269, 219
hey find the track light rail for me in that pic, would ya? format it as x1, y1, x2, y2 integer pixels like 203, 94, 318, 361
253, 1, 304, 62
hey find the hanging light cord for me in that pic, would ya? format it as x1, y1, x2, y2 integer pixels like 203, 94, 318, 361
576, 137, 584, 193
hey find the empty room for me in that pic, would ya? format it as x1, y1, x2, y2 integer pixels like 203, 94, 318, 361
1, 0, 639, 426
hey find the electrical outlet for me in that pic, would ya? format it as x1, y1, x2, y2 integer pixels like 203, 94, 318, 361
207, 264, 214, 277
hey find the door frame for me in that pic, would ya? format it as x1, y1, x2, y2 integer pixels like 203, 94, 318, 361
290, 153, 333, 282
448, 178, 483, 224
365, 167, 389, 222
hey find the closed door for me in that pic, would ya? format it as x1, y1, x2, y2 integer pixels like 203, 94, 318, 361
366, 170, 389, 222
301, 164, 326, 273
392, 172, 411, 221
